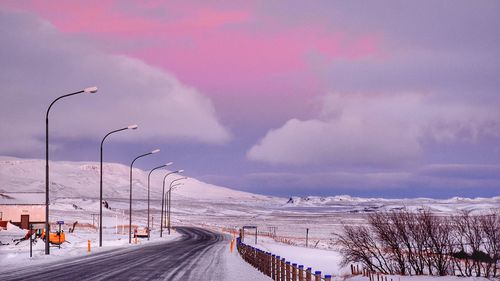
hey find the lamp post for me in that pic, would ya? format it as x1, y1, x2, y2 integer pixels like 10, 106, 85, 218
167, 177, 187, 235
45, 86, 97, 255
129, 149, 160, 244
160, 170, 183, 237
164, 183, 182, 226
99, 124, 138, 247
147, 162, 173, 240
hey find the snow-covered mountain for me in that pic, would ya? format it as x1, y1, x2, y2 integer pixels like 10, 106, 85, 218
0, 156, 269, 201
284, 195, 500, 214
1, 156, 498, 215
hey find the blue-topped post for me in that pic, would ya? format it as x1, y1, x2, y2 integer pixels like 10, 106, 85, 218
292, 263, 297, 281
306, 267, 312, 281
314, 271, 321, 281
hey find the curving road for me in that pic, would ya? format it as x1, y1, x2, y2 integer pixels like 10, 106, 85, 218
1, 227, 239, 281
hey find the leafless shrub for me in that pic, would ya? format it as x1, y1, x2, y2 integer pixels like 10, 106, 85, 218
479, 210, 499, 277
333, 224, 391, 274
333, 208, 500, 278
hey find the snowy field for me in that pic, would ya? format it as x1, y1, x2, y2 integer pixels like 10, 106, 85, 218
1, 156, 499, 279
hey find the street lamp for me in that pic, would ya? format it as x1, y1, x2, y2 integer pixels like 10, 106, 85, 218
167, 177, 187, 235
160, 170, 183, 237
147, 162, 173, 240
164, 182, 183, 233
99, 124, 138, 247
129, 149, 160, 244
45, 86, 97, 255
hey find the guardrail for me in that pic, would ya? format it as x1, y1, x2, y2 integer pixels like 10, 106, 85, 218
237, 237, 332, 281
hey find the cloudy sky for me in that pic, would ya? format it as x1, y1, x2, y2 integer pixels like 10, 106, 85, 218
1, 1, 499, 198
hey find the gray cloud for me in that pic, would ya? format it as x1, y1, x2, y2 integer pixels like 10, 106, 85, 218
0, 9, 231, 155
248, 93, 500, 166
232, 163, 500, 196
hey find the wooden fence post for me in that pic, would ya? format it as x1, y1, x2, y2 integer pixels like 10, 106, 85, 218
271, 254, 276, 279
292, 263, 297, 281
267, 252, 271, 277
281, 258, 286, 281
298, 265, 304, 281
276, 256, 281, 281
306, 267, 312, 281
259, 250, 263, 272
314, 271, 321, 281
286, 261, 291, 281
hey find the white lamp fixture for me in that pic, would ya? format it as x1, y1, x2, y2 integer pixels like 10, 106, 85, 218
166, 162, 174, 166
127, 124, 138, 130
84, 86, 98, 93
151, 149, 160, 154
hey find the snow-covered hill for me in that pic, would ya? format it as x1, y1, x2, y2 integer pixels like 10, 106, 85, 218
1, 156, 498, 214
284, 195, 500, 214
0, 156, 269, 201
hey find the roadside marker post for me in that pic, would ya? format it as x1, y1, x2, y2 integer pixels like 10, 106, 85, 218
87, 240, 91, 252
29, 224, 33, 258
56, 221, 63, 249
230, 238, 235, 253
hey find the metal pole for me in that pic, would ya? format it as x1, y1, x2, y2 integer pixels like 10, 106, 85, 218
160, 178, 166, 237
58, 223, 61, 249
165, 191, 170, 232
167, 178, 186, 235
147, 164, 168, 240
167, 189, 171, 234
100, 127, 129, 247
129, 151, 156, 244
45, 114, 49, 255
160, 171, 181, 237
45, 89, 87, 255
129, 162, 133, 244
255, 227, 258, 245
29, 224, 33, 258
100, 140, 103, 246
306, 228, 309, 247
147, 169, 151, 240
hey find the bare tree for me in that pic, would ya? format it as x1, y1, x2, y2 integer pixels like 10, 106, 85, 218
410, 209, 433, 275
334, 209, 499, 278
454, 211, 484, 276
422, 212, 453, 276
333, 223, 392, 274
369, 212, 407, 275
479, 210, 500, 277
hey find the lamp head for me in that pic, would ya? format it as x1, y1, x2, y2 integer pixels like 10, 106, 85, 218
127, 124, 138, 130
177, 169, 184, 173
84, 86, 98, 93
151, 149, 160, 154
166, 162, 174, 166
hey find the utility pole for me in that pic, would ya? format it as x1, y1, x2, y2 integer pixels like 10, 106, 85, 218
306, 228, 309, 247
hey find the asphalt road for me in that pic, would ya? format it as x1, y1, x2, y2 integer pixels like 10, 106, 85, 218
2, 227, 230, 281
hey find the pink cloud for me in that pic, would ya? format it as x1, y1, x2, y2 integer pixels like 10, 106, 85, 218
3, 1, 381, 119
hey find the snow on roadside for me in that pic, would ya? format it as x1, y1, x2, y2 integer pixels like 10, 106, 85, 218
223, 241, 271, 281
346, 276, 490, 281
246, 237, 492, 281
246, 236, 345, 277
0, 226, 181, 272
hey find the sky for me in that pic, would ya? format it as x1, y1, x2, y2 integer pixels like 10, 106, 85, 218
1, 1, 500, 198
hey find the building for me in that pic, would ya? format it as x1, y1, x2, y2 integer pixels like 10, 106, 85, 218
0, 192, 45, 229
